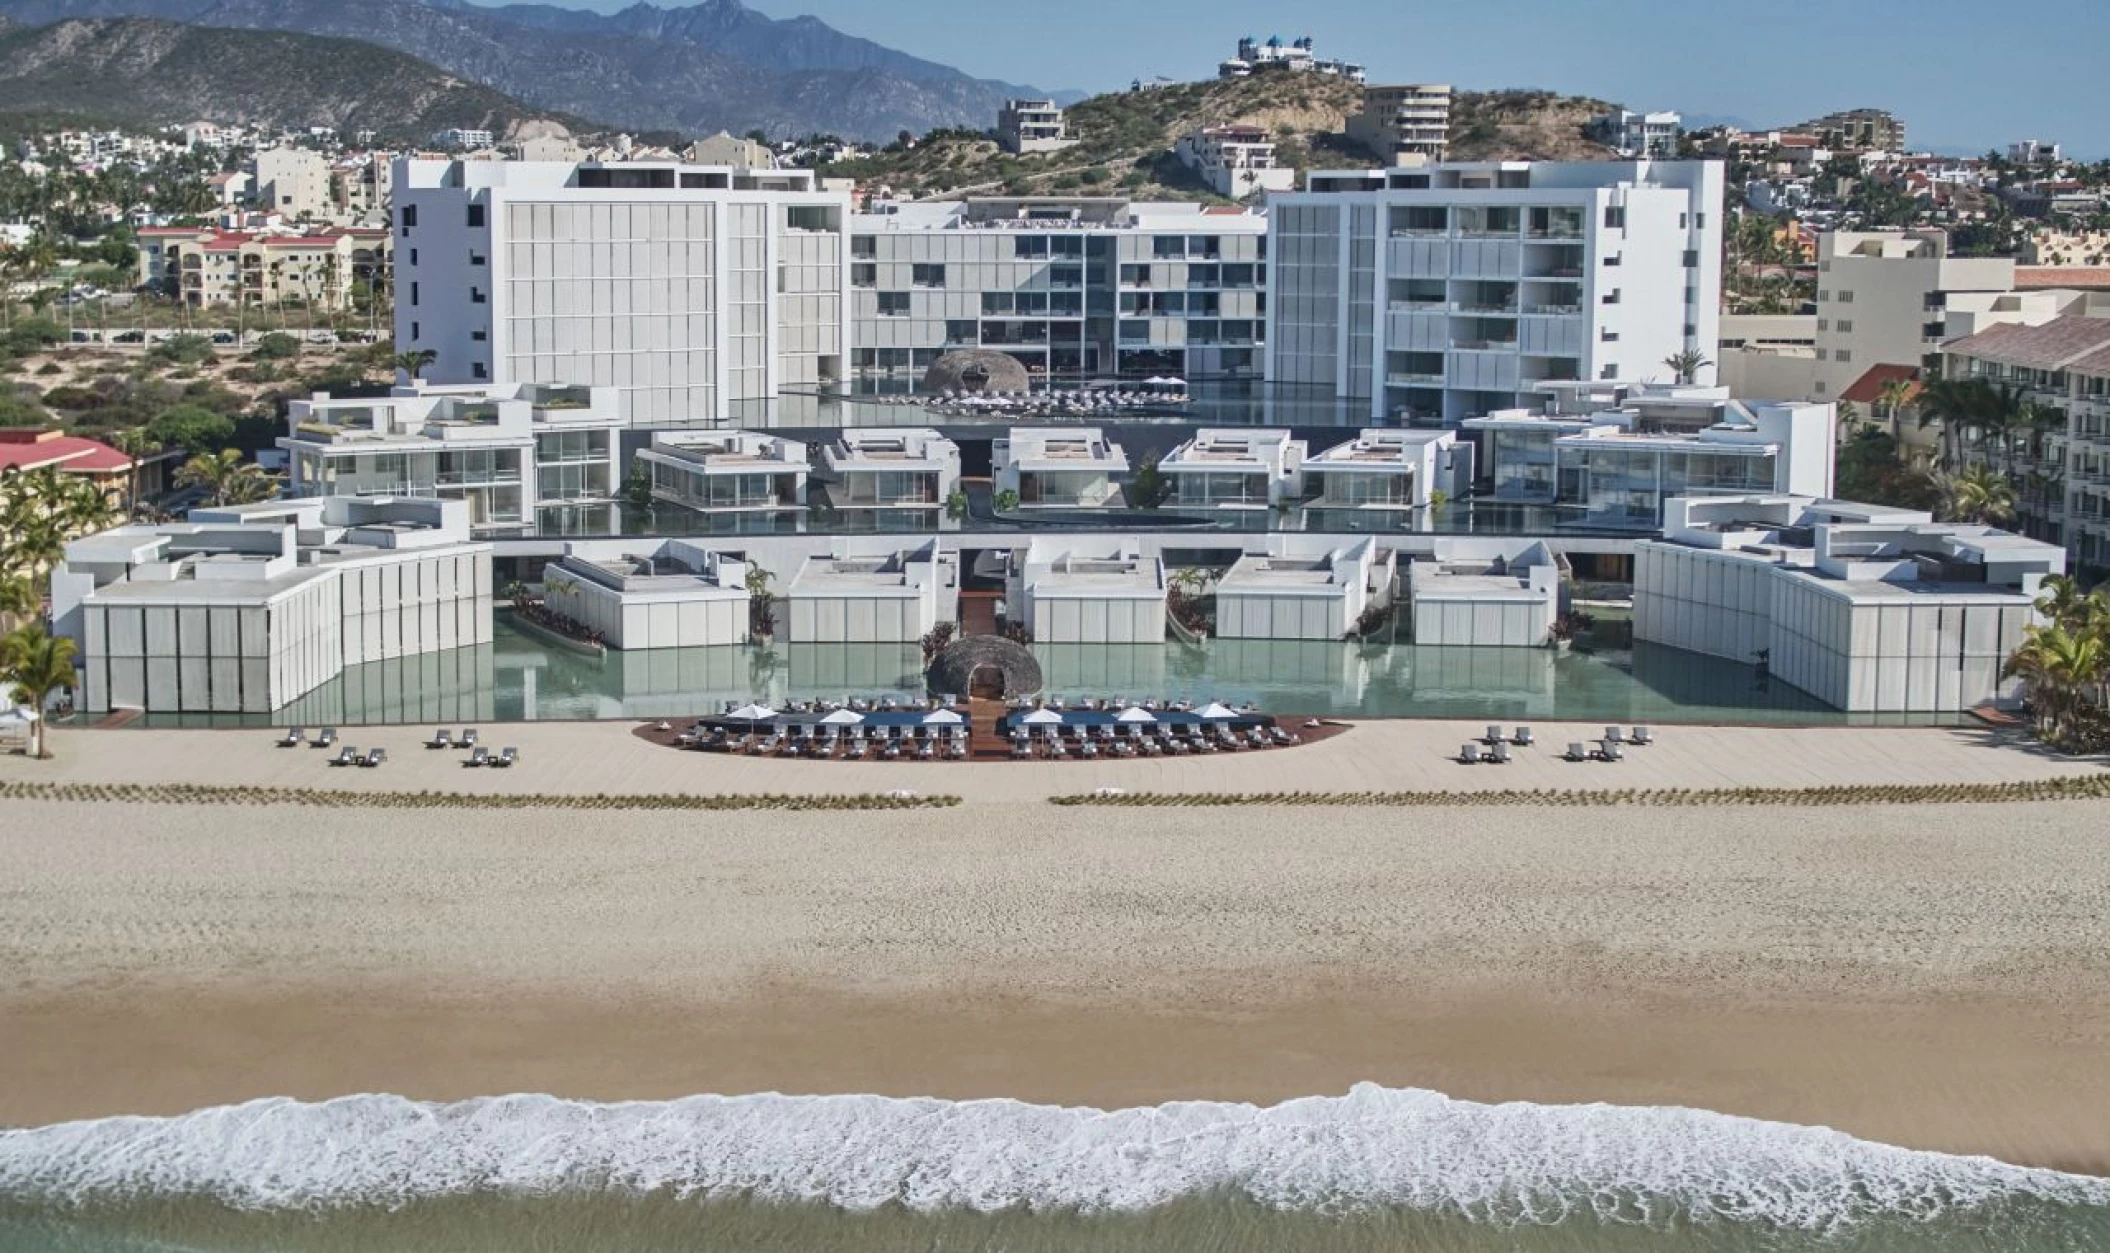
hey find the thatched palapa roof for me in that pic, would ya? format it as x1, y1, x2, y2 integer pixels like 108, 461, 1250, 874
925, 635, 1044, 698
922, 349, 1031, 395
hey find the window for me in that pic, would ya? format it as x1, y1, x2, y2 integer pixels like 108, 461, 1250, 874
851, 263, 876, 287
1684, 323, 1698, 337
472, 362, 488, 380
1602, 289, 1621, 305
944, 319, 977, 343
1678, 212, 1688, 229
1604, 206, 1625, 229
851, 236, 876, 259
471, 330, 487, 342
1601, 329, 1620, 341
1816, 349, 1829, 361
410, 321, 420, 339
1837, 290, 1854, 304
1836, 319, 1853, 333
912, 263, 945, 288
1836, 349, 1852, 363
1682, 249, 1700, 268
470, 288, 486, 305
1600, 364, 1620, 380
1603, 253, 1621, 267
467, 205, 485, 228
409, 282, 418, 306
981, 292, 1014, 315
408, 248, 417, 265
401, 205, 417, 228
877, 292, 910, 316
470, 252, 486, 266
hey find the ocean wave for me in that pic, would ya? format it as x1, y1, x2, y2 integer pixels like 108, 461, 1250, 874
1, 1085, 2104, 1230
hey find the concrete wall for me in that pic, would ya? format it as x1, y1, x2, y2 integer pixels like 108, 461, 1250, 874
566, 583, 747, 650
1028, 594, 1164, 644
1218, 593, 1347, 640
1410, 595, 1552, 648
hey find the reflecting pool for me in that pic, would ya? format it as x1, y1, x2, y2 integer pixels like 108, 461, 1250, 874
133, 618, 1961, 729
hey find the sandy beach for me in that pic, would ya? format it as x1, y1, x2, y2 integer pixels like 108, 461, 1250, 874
3, 718, 2109, 1175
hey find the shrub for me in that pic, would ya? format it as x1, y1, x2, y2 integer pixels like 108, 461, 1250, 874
0, 780, 963, 811
251, 332, 301, 361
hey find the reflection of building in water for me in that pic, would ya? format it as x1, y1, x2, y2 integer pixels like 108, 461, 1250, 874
278, 640, 498, 727
1395, 644, 1557, 718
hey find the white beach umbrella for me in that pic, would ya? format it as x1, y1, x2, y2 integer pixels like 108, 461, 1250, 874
725, 703, 779, 722
1161, 376, 1187, 387
1195, 702, 1238, 720
1022, 708, 1064, 725
820, 708, 865, 725
0, 705, 40, 726
1116, 706, 1157, 723
922, 708, 965, 725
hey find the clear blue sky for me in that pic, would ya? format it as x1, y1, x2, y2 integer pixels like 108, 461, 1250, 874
573, 0, 2109, 157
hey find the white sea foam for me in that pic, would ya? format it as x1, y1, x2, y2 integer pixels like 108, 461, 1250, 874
1, 1085, 2105, 1230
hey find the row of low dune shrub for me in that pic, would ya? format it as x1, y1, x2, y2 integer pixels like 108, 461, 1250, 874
1051, 776, 2110, 807
0, 781, 959, 811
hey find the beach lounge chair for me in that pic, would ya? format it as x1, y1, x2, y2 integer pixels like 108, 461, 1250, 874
1632, 726, 1654, 746
496, 747, 518, 768
460, 729, 479, 749
1513, 727, 1534, 747
1459, 742, 1484, 764
884, 740, 902, 760
1484, 724, 1505, 745
329, 745, 358, 766
1489, 741, 1513, 765
1566, 742, 1592, 762
314, 728, 337, 749
278, 727, 304, 748
360, 747, 386, 768
917, 741, 936, 761
465, 746, 490, 767
1603, 726, 1625, 744
1600, 740, 1626, 762
848, 740, 869, 760
426, 729, 453, 750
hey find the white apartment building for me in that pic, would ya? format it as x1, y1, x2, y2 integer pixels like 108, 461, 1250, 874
1301, 428, 1466, 512
435, 128, 496, 150
393, 158, 849, 426
1811, 230, 2014, 397
993, 427, 1129, 508
636, 429, 810, 531
1463, 383, 1834, 528
1269, 160, 1724, 426
816, 428, 961, 526
1159, 428, 1307, 510
781, 543, 959, 644
51, 497, 492, 715
135, 226, 390, 310
1346, 85, 1453, 166
1942, 317, 2110, 569
1218, 35, 1364, 82
1176, 126, 1296, 200
1598, 110, 1683, 160
1010, 540, 1166, 644
1634, 494, 2062, 713
850, 197, 1267, 379
254, 147, 333, 219
1218, 538, 1396, 640
545, 540, 751, 650
997, 100, 1075, 155
280, 382, 623, 535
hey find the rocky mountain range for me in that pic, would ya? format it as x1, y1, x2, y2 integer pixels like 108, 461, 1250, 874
0, 0, 1057, 141
0, 16, 585, 138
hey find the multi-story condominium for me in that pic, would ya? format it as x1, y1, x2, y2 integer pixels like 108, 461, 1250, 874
434, 128, 496, 150
254, 147, 333, 219
1462, 383, 1834, 527
996, 100, 1075, 155
1811, 230, 2014, 397
1346, 85, 1454, 165
816, 428, 961, 527
1269, 160, 1723, 426
50, 497, 492, 715
685, 132, 776, 169
1217, 35, 1364, 82
335, 153, 394, 221
992, 427, 1129, 508
1159, 428, 1308, 509
1634, 494, 2061, 713
850, 196, 1267, 380
280, 382, 623, 534
1597, 110, 1682, 159
1942, 317, 2110, 568
2010, 139, 2062, 165
1176, 126, 1296, 199
637, 429, 810, 532
393, 158, 849, 426
135, 227, 390, 310
1790, 108, 1905, 153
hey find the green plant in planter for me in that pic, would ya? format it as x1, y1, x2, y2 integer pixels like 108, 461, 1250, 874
745, 562, 777, 637
994, 487, 1021, 514
944, 488, 968, 520
625, 464, 653, 511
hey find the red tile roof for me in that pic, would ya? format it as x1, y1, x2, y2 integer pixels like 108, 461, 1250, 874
1838, 363, 1921, 404
0, 429, 131, 473
1942, 316, 2110, 369
2015, 266, 2110, 290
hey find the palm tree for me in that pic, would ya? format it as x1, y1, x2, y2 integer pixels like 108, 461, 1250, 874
109, 428, 163, 518
1915, 376, 1986, 473
0, 570, 37, 622
1934, 464, 2015, 525
392, 348, 437, 381
175, 450, 279, 507
1, 623, 77, 759
1663, 349, 1712, 384
1875, 376, 1919, 441
2005, 621, 2107, 748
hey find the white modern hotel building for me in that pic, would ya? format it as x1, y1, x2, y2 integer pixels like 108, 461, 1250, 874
1267, 160, 1723, 425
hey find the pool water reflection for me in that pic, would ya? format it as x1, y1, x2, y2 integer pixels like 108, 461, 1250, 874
138, 618, 1961, 730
